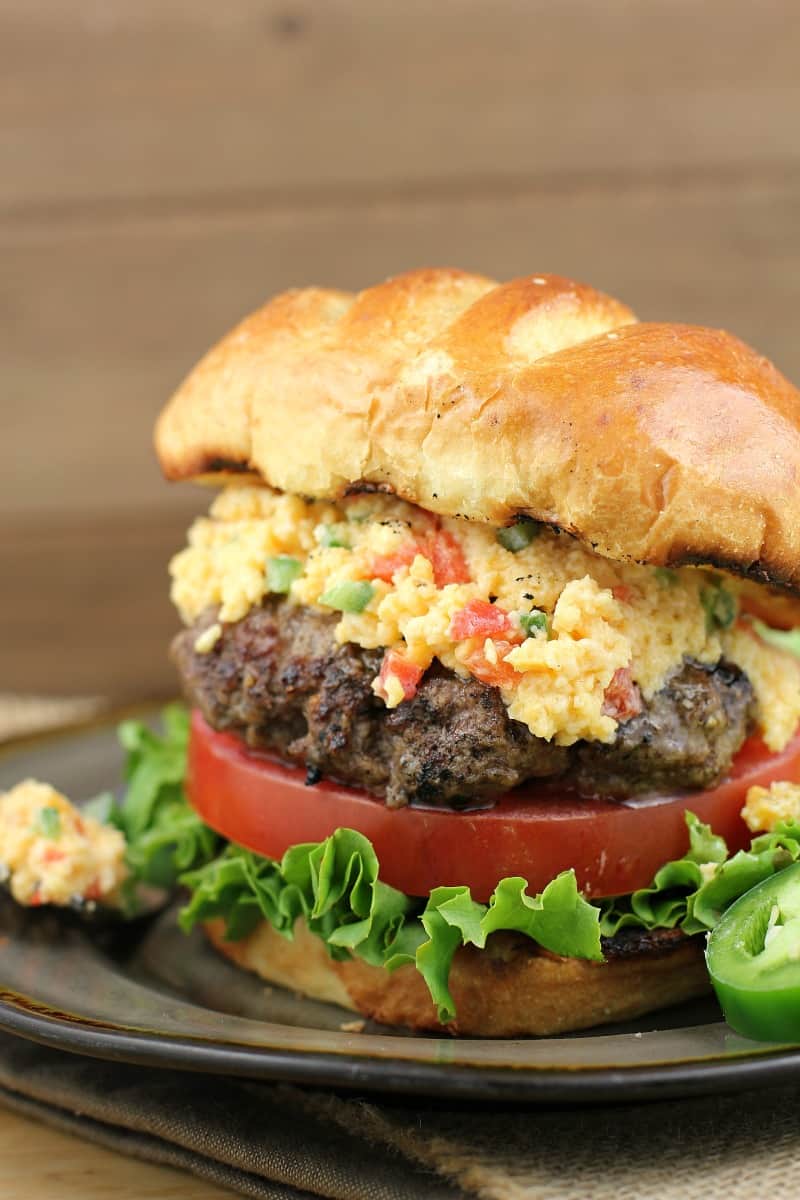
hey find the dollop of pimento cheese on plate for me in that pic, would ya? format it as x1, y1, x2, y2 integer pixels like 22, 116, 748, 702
170, 486, 800, 749
0, 779, 127, 907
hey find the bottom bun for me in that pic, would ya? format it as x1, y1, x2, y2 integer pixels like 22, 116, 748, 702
204, 917, 709, 1036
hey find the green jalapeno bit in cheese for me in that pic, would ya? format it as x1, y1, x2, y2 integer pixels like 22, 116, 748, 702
519, 609, 549, 638
266, 555, 303, 594
700, 577, 736, 632
34, 806, 61, 839
654, 567, 678, 587
320, 580, 375, 613
496, 519, 539, 553
315, 522, 351, 549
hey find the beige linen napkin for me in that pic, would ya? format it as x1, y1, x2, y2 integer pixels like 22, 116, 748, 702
2, 698, 798, 1199
0, 1032, 799, 1200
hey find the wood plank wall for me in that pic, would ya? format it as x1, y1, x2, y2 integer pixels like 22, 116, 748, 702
3, 0, 800, 700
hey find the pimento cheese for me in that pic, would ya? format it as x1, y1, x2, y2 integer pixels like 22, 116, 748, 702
169, 486, 800, 749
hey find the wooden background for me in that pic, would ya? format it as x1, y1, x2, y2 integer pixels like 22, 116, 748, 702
3, 0, 800, 701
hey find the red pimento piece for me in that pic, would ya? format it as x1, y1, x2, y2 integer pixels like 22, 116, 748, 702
463, 638, 522, 689
374, 650, 425, 704
425, 530, 471, 587
84, 880, 104, 902
612, 585, 633, 604
29, 890, 43, 907
368, 541, 422, 583
369, 531, 470, 589
449, 598, 513, 641
602, 667, 643, 722
42, 847, 66, 864
735, 617, 764, 640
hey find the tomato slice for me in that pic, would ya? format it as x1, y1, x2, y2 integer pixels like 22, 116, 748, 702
187, 711, 800, 902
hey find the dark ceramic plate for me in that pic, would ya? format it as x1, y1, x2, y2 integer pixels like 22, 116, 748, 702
2, 713, 800, 1103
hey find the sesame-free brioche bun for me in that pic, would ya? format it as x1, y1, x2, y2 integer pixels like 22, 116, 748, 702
204, 917, 708, 1037
155, 268, 800, 593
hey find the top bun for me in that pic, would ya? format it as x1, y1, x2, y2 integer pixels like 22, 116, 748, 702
155, 268, 800, 593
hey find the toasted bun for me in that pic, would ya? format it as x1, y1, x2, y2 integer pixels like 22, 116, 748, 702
204, 917, 708, 1037
156, 268, 800, 593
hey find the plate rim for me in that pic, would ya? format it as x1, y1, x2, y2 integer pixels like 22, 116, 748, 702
4, 706, 800, 1103
3, 992, 800, 1104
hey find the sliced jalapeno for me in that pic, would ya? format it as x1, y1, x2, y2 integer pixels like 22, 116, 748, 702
707, 861, 800, 1041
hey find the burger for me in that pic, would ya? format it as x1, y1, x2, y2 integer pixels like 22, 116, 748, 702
141, 268, 800, 1037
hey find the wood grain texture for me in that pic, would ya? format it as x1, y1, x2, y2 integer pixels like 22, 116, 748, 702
0, 1109, 231, 1199
0, 512, 192, 700
2, 0, 799, 211
3, 0, 800, 702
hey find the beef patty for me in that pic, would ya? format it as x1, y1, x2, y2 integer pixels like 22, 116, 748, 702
173, 599, 755, 808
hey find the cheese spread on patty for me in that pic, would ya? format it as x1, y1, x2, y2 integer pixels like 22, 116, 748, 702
169, 486, 800, 748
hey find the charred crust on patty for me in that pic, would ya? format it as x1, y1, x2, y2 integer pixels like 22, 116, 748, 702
173, 599, 755, 808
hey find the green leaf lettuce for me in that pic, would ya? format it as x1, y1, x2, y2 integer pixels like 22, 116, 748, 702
600, 813, 800, 938
107, 706, 800, 1025
113, 705, 219, 888
178, 831, 602, 1023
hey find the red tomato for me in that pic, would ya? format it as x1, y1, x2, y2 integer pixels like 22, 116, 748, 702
374, 650, 425, 703
602, 667, 643, 721
449, 599, 513, 640
187, 712, 800, 902
462, 639, 521, 689
425, 530, 470, 587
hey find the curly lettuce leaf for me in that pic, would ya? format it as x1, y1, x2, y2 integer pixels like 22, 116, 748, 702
111, 705, 219, 888
103, 707, 800, 1024
751, 620, 800, 659
600, 813, 800, 938
117, 705, 189, 835
482, 872, 603, 957
403, 887, 489, 1020
178, 829, 602, 1023
411, 875, 602, 1021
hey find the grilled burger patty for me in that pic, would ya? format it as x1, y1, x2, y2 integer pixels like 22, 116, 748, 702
173, 599, 755, 808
